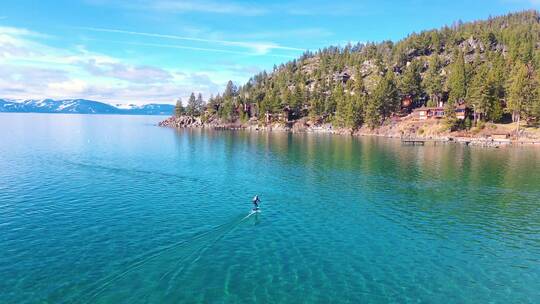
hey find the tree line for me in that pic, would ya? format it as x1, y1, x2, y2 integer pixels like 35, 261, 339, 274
176, 10, 540, 130
175, 92, 204, 117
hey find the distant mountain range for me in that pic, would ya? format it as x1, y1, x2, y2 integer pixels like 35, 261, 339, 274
0, 98, 174, 115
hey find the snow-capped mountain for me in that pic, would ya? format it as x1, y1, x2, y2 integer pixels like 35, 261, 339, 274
0, 99, 174, 115
114, 103, 176, 115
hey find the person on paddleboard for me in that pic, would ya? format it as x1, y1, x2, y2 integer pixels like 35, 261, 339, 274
252, 195, 261, 210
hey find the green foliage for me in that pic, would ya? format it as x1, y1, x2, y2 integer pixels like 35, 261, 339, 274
186, 92, 204, 116
399, 59, 423, 103
448, 50, 468, 104
219, 99, 235, 122
444, 101, 459, 130
464, 117, 472, 129
239, 106, 249, 123
223, 80, 238, 98
486, 53, 507, 122
467, 64, 494, 122
507, 62, 539, 123
423, 55, 444, 106
477, 120, 486, 130
175, 98, 185, 117
366, 72, 399, 127
308, 84, 325, 117
190, 10, 540, 130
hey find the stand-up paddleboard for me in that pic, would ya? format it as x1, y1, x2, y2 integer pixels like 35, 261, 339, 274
241, 208, 260, 221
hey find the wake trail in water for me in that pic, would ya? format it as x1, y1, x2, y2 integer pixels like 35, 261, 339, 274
62, 160, 203, 184
78, 211, 257, 304
160, 211, 258, 297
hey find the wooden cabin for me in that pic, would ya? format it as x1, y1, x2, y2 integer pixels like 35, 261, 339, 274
414, 107, 445, 120
414, 103, 470, 120
455, 104, 467, 120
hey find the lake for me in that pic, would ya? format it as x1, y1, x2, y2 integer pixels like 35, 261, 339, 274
1, 113, 539, 303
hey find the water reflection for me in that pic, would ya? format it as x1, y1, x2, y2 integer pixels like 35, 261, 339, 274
172, 129, 540, 241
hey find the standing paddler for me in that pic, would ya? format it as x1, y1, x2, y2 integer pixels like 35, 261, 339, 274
252, 195, 261, 211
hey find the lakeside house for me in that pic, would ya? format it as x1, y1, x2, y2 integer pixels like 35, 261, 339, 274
413, 103, 470, 120
455, 104, 467, 120
415, 106, 445, 120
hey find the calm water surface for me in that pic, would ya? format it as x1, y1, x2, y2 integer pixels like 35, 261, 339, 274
1, 113, 539, 303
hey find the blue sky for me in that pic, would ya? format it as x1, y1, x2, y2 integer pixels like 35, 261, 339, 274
0, 0, 538, 104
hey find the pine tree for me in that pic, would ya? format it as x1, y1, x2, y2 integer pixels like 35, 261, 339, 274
281, 88, 291, 109
448, 50, 468, 104
224, 80, 238, 98
365, 72, 399, 127
330, 84, 344, 119
507, 62, 538, 133
522, 64, 540, 120
219, 99, 235, 122
335, 85, 361, 128
467, 64, 493, 124
349, 93, 365, 128
533, 75, 540, 121
365, 93, 382, 128
423, 55, 444, 107
291, 85, 304, 116
430, 31, 442, 54
196, 93, 204, 114
380, 72, 400, 118
175, 98, 185, 117
487, 53, 507, 122
309, 84, 324, 117
444, 100, 459, 131
399, 59, 423, 104
353, 70, 365, 94
350, 74, 366, 127
186, 92, 198, 116
324, 84, 340, 115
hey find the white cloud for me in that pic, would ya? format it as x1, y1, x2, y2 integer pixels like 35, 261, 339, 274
151, 0, 267, 16
0, 25, 228, 104
229, 28, 334, 40
77, 27, 305, 55
0, 26, 50, 58
0, 63, 223, 104
82, 59, 173, 84
0, 64, 69, 96
85, 0, 267, 16
47, 79, 89, 94
85, 38, 260, 56
85, 0, 367, 17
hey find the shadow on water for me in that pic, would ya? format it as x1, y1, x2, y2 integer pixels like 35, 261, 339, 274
61, 159, 203, 185
59, 211, 259, 304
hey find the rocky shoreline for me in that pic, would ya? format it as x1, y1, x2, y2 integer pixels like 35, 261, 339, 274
159, 116, 540, 147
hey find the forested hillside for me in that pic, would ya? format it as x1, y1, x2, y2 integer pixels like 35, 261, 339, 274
180, 10, 540, 130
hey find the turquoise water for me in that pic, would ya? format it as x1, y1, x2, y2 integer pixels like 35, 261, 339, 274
1, 113, 539, 303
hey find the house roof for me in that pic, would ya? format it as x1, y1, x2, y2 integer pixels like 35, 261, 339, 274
414, 106, 444, 111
